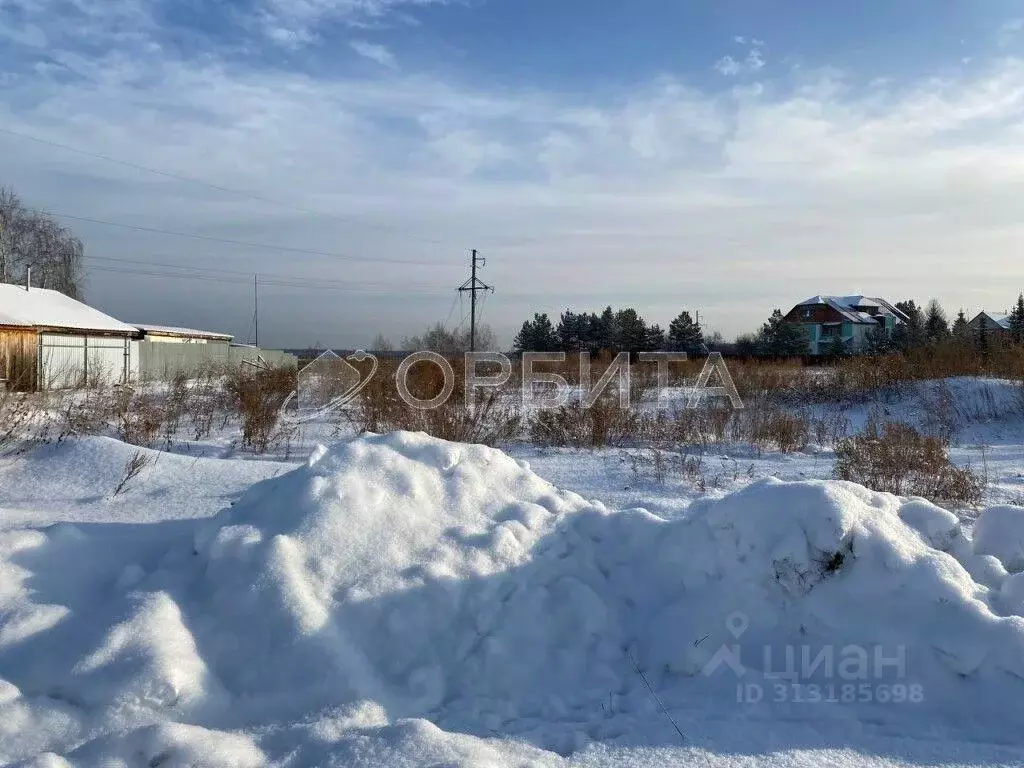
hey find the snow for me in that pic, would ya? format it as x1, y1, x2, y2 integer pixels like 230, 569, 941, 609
3, 430, 1024, 766
973, 505, 1024, 573
133, 323, 233, 340
0, 284, 137, 334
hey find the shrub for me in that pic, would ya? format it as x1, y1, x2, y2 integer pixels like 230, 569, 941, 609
529, 396, 645, 448
834, 420, 983, 504
224, 364, 296, 453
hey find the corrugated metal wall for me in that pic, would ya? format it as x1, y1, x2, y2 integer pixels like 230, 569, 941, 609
138, 342, 297, 380
39, 334, 137, 389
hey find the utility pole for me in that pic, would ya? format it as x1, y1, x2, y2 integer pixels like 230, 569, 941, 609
458, 249, 494, 352
254, 273, 259, 348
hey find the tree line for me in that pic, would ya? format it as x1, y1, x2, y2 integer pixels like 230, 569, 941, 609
739, 297, 1024, 358
510, 296, 1024, 359
0, 185, 85, 298
513, 307, 709, 354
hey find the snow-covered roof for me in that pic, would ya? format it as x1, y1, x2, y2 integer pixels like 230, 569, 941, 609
796, 295, 908, 324
0, 283, 138, 334
135, 323, 232, 340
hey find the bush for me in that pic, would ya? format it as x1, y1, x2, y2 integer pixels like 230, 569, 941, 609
834, 420, 983, 504
225, 364, 296, 453
529, 396, 645, 448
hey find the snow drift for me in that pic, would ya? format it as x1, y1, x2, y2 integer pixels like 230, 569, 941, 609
2, 432, 1024, 766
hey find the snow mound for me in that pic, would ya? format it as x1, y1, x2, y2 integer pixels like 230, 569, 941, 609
974, 504, 1024, 573
3, 432, 1024, 766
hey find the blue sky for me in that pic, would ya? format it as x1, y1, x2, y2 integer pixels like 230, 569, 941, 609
2, 1, 1024, 347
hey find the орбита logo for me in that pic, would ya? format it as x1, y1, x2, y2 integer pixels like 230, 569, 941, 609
701, 612, 924, 706
286, 349, 378, 422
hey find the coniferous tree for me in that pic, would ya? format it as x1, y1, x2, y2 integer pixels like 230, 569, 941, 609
951, 309, 970, 340
556, 310, 588, 352
759, 309, 809, 357
645, 323, 666, 351
591, 306, 618, 352
865, 325, 895, 354
1009, 293, 1024, 345
924, 299, 950, 343
668, 310, 706, 355
893, 300, 926, 351
615, 308, 648, 353
513, 313, 558, 352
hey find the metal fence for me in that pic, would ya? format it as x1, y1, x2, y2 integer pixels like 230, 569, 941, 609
137, 342, 297, 381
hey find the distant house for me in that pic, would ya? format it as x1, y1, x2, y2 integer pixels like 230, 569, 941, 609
0, 282, 140, 391
782, 295, 909, 355
134, 324, 233, 345
966, 311, 1012, 343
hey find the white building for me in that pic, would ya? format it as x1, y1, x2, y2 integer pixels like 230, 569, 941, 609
0, 283, 140, 391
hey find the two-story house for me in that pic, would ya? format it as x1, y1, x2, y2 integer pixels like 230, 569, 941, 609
782, 296, 909, 355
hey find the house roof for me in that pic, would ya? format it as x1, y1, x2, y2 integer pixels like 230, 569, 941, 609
972, 311, 1012, 330
796, 295, 909, 324
134, 323, 233, 341
0, 283, 138, 334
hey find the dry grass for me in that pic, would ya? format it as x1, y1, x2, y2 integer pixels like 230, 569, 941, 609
834, 419, 984, 505
345, 358, 520, 446
224, 364, 297, 453
112, 449, 152, 496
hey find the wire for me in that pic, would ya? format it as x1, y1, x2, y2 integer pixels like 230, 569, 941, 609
25, 207, 442, 267
0, 125, 448, 246
441, 292, 459, 329
85, 265, 447, 295
85, 254, 448, 291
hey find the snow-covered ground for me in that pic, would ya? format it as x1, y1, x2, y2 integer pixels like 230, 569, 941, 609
2, 377, 1024, 766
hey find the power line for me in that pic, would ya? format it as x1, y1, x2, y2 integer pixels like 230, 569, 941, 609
84, 265, 448, 295
24, 206, 442, 267
84, 254, 447, 291
0, 125, 448, 246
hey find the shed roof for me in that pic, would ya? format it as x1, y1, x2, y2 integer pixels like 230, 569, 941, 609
135, 323, 233, 341
0, 283, 138, 334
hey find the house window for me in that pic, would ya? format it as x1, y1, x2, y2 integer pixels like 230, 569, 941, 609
803, 309, 812, 319
821, 324, 840, 338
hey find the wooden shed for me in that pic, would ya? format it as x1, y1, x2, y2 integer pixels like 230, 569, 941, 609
0, 282, 140, 392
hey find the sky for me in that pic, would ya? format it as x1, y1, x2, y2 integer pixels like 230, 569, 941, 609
3, 0, 1024, 348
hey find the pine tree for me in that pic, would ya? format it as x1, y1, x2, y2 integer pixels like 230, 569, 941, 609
645, 323, 666, 351
759, 309, 809, 357
591, 306, 618, 352
668, 310, 706, 355
822, 334, 848, 358
513, 313, 558, 352
865, 325, 894, 354
1009, 293, 1024, 345
893, 300, 926, 351
951, 309, 970, 340
615, 308, 648, 353
924, 299, 950, 343
556, 311, 588, 352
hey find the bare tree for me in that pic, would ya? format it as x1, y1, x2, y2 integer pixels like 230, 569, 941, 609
0, 184, 85, 297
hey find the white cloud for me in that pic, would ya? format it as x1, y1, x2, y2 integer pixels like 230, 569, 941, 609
258, 0, 450, 45
714, 56, 741, 77
2, 6, 1024, 344
998, 18, 1024, 48
350, 39, 398, 68
715, 44, 766, 77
